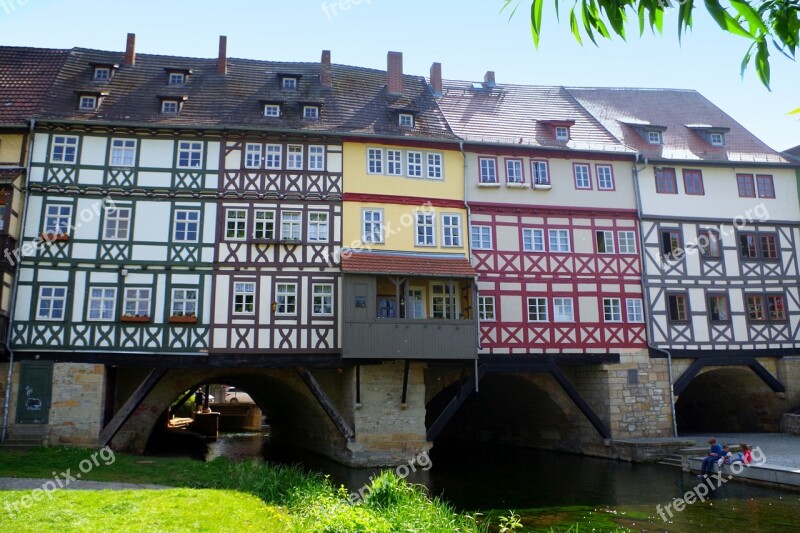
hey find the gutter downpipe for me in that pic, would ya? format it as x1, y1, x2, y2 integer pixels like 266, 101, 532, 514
1, 118, 35, 444
459, 140, 480, 393
632, 152, 678, 438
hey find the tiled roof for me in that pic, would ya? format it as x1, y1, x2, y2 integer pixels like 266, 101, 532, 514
341, 251, 476, 278
436, 80, 629, 153
784, 145, 800, 162
566, 87, 794, 165
0, 47, 69, 126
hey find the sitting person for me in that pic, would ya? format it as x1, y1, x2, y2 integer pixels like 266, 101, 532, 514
700, 438, 723, 477
732, 443, 752, 464
717, 444, 733, 467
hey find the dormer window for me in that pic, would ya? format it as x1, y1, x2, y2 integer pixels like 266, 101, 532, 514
93, 67, 110, 81
647, 131, 662, 144
303, 106, 320, 119
168, 72, 185, 86
79, 95, 98, 110
264, 104, 281, 117
282, 77, 298, 90
710, 132, 725, 146
399, 113, 414, 128
555, 126, 569, 142
161, 100, 179, 114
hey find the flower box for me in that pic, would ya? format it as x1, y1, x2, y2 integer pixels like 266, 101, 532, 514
120, 315, 150, 323
168, 315, 197, 324
40, 233, 70, 242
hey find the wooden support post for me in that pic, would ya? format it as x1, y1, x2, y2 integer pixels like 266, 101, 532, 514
97, 367, 168, 447
547, 364, 611, 440
426, 366, 485, 441
356, 364, 361, 405
296, 367, 355, 442
401, 359, 410, 405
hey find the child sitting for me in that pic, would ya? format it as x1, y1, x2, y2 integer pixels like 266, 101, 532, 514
717, 444, 733, 468
733, 443, 752, 464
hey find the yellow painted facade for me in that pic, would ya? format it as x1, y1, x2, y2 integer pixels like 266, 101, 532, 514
0, 133, 24, 164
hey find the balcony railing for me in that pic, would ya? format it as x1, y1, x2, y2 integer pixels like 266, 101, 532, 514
343, 318, 477, 360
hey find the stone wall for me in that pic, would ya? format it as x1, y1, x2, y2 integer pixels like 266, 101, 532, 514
780, 413, 800, 435
46, 363, 106, 446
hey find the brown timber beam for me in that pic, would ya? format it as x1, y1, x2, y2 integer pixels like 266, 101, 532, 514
97, 367, 168, 447
296, 367, 355, 443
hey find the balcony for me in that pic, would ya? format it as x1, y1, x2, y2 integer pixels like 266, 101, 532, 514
343, 317, 477, 360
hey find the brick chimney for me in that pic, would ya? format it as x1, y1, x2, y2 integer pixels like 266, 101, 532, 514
217, 36, 228, 75
387, 51, 403, 95
320, 50, 332, 88
430, 62, 442, 97
124, 33, 136, 66
484, 71, 496, 88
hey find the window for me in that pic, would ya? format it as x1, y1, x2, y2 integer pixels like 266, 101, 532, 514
51, 135, 78, 164
626, 298, 644, 323
171, 288, 198, 317
527, 297, 548, 322
523, 228, 545, 252
596, 165, 614, 190
661, 229, 682, 258
93, 67, 110, 80
709, 132, 725, 146
124, 288, 151, 317
746, 295, 766, 321
667, 294, 689, 322
698, 229, 722, 259
618, 231, 637, 254
303, 106, 320, 119
399, 113, 414, 127
555, 126, 569, 141
760, 234, 779, 259
312, 284, 334, 316
479, 158, 498, 184
173, 210, 200, 243
37, 287, 67, 320
548, 229, 570, 252
233, 282, 255, 315
596, 230, 615, 254
280, 211, 301, 241
44, 205, 72, 235
708, 293, 730, 322
309, 146, 325, 171
245, 143, 262, 169
362, 209, 383, 243
407, 151, 423, 178
253, 210, 275, 240
739, 233, 758, 259
478, 296, 495, 321
287, 145, 303, 170
506, 159, 524, 184
553, 298, 574, 322
168, 72, 185, 85
265, 144, 282, 169
647, 131, 662, 144
225, 209, 247, 240
79, 96, 97, 110
441, 214, 461, 247
739, 232, 778, 261
110, 139, 136, 166
767, 294, 786, 321
406, 289, 425, 319
263, 104, 281, 117
603, 298, 622, 322
386, 150, 402, 176
683, 169, 705, 195
471, 225, 492, 250
276, 283, 297, 315
103, 206, 131, 240
367, 148, 383, 174
573, 164, 591, 189
737, 174, 755, 197
282, 77, 297, 90
655, 168, 678, 194
756, 175, 775, 198
427, 153, 443, 179
177, 141, 203, 168
415, 212, 435, 246
531, 160, 549, 186
88, 287, 116, 321
431, 283, 455, 319
308, 212, 329, 242
161, 100, 179, 114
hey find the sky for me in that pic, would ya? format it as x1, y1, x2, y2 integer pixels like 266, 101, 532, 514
1, 0, 798, 151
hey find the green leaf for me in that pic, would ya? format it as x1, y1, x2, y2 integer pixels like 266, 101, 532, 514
740, 42, 755, 78
755, 38, 771, 89
730, 0, 768, 35
704, 0, 757, 39
570, 9, 584, 45
789, 107, 800, 115
531, 0, 544, 48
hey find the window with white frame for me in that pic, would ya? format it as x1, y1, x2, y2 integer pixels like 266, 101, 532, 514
88, 288, 116, 321
309, 145, 325, 171
233, 282, 255, 315
177, 141, 203, 168
265, 144, 282, 169
407, 151, 423, 178
303, 106, 320, 119
523, 228, 545, 252
308, 212, 329, 242
596, 230, 615, 254
79, 95, 98, 110
647, 131, 662, 144
110, 139, 136, 166
548, 229, 570, 252
367, 148, 383, 174
596, 165, 614, 190
168, 72, 185, 85
45, 205, 72, 235
161, 100, 179, 114
245, 143, 262, 169
527, 297, 548, 322
618, 231, 637, 254
386, 149, 402, 176
276, 283, 297, 315
287, 145, 303, 170
415, 212, 435, 246
427, 153, 443, 179
280, 211, 302, 241
431, 283, 455, 319
103, 206, 131, 240
263, 104, 281, 117
574, 164, 591, 189
506, 159, 524, 184
555, 126, 569, 141
399, 113, 414, 127
282, 77, 297, 90
226, 209, 247, 240
553, 297, 574, 322
93, 67, 111, 80
362, 209, 383, 243
709, 132, 725, 146
51, 135, 78, 164
471, 225, 492, 250
603, 298, 622, 322
253, 210, 275, 240
124, 288, 151, 317
37, 286, 67, 321
441, 214, 461, 247
312, 284, 334, 316
531, 160, 549, 185
171, 288, 198, 317
479, 158, 498, 184
626, 298, 644, 323
478, 295, 496, 321
173, 209, 200, 243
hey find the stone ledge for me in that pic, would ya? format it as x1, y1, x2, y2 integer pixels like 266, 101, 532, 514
687, 457, 800, 490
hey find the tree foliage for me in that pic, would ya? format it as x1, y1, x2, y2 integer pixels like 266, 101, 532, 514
503, 0, 799, 93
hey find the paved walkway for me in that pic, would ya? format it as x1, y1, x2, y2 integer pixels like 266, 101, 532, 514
682, 433, 800, 469
0, 478, 168, 491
